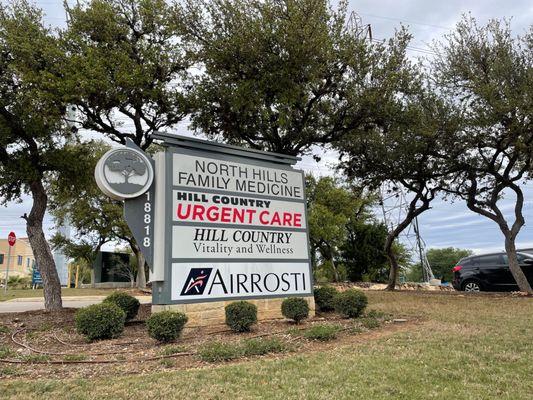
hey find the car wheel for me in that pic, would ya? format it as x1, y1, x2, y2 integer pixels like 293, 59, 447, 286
462, 281, 482, 292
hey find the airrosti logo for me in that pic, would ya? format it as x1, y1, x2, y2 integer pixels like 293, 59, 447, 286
180, 268, 213, 295
177, 266, 308, 299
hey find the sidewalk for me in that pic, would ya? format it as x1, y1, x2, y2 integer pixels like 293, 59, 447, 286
0, 295, 152, 313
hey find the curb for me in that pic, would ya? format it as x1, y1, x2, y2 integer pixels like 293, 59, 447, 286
5, 296, 152, 303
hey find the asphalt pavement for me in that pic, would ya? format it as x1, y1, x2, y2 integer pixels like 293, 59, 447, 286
0, 295, 152, 313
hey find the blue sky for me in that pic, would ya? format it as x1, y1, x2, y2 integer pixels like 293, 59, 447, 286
1, 0, 532, 255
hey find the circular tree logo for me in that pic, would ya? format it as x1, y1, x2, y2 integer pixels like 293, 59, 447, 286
95, 147, 154, 200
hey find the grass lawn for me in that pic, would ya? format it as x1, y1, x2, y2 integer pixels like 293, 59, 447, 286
0, 288, 133, 302
1, 291, 532, 399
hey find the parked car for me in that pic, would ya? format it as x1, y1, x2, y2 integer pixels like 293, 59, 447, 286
452, 252, 533, 292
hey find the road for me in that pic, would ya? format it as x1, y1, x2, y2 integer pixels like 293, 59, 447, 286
0, 296, 152, 313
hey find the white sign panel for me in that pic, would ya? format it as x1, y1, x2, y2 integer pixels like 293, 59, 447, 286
172, 226, 309, 259
173, 154, 304, 200
171, 262, 311, 301
172, 190, 306, 228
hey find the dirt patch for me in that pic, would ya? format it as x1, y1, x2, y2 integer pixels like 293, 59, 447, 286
0, 305, 416, 380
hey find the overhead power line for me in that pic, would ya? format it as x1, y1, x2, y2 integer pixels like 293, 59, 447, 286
359, 12, 452, 31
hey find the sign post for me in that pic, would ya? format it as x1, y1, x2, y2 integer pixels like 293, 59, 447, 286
95, 134, 314, 326
4, 232, 16, 293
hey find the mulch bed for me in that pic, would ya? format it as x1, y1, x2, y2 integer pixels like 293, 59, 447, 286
0, 304, 414, 380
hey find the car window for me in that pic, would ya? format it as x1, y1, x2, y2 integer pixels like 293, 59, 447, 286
517, 253, 533, 263
503, 253, 533, 264
475, 255, 503, 267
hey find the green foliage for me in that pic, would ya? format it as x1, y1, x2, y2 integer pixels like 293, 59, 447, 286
75, 303, 126, 341
103, 292, 140, 321
0, 366, 20, 377
37, 322, 54, 332
63, 354, 88, 362
431, 17, 533, 292
366, 309, 388, 319
186, 0, 415, 155
49, 141, 129, 267
7, 276, 32, 289
307, 176, 375, 282
241, 338, 287, 356
360, 317, 380, 329
408, 247, 473, 282
199, 338, 287, 362
0, 325, 9, 334
146, 311, 188, 343
341, 221, 389, 282
303, 324, 342, 341
158, 345, 187, 356
199, 342, 243, 362
0, 0, 92, 310
314, 260, 348, 284
281, 297, 309, 323
225, 301, 257, 332
334, 289, 368, 318
313, 286, 338, 312
159, 359, 175, 368
0, 345, 14, 358
19, 354, 51, 363
63, 0, 191, 150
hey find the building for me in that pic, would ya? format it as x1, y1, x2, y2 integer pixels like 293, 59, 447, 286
53, 223, 71, 286
0, 237, 35, 279
79, 250, 134, 288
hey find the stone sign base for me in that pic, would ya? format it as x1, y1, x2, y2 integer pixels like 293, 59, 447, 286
152, 296, 315, 327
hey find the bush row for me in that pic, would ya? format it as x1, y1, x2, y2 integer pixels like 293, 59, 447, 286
314, 286, 368, 318
74, 289, 368, 341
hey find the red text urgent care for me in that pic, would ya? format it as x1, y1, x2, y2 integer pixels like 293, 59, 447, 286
176, 203, 302, 227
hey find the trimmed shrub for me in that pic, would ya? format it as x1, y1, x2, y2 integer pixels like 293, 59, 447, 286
281, 297, 309, 323
103, 292, 140, 321
313, 286, 338, 312
146, 311, 188, 343
225, 301, 257, 332
75, 303, 126, 341
303, 324, 342, 341
334, 289, 368, 318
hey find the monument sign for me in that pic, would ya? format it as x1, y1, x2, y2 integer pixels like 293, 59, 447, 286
96, 133, 313, 320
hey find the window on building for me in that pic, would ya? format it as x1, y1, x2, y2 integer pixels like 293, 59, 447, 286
17, 255, 22, 265
0, 254, 4, 264
27, 258, 30, 268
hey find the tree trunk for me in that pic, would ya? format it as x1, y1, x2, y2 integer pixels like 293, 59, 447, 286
90, 268, 95, 288
384, 233, 399, 290
330, 256, 340, 283
133, 243, 146, 289
383, 192, 431, 291
504, 234, 532, 293
25, 180, 62, 311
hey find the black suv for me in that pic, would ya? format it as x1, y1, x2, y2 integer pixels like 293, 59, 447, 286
452, 252, 533, 292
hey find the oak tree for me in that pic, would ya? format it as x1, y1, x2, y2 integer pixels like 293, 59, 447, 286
0, 1, 89, 310
336, 87, 463, 289
61, 0, 192, 287
433, 17, 533, 293
184, 0, 416, 155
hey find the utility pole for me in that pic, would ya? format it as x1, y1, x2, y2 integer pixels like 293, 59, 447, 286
379, 184, 435, 282
4, 245, 11, 294
5, 232, 16, 293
